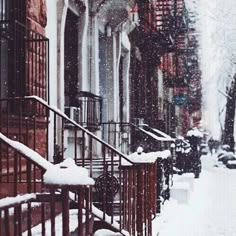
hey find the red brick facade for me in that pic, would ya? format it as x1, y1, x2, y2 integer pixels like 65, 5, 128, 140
26, 0, 47, 33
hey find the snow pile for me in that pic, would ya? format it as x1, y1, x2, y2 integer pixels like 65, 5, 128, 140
153, 153, 236, 236
228, 160, 236, 165
170, 182, 191, 204
0, 132, 95, 186
44, 159, 94, 186
92, 205, 130, 236
186, 127, 203, 138
124, 149, 171, 164
23, 209, 82, 236
94, 229, 124, 236
174, 173, 195, 191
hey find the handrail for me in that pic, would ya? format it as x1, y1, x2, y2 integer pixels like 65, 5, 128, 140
0, 96, 136, 234
0, 133, 125, 235
0, 132, 52, 171
130, 122, 174, 141
16, 96, 134, 165
0, 96, 133, 163
0, 193, 37, 210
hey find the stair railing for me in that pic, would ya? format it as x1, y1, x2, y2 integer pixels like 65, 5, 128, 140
0, 133, 95, 236
0, 97, 137, 234
0, 96, 161, 235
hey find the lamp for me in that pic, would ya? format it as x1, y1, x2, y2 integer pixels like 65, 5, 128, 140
105, 23, 112, 37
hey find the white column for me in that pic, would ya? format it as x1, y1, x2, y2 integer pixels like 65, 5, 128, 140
56, 0, 68, 110
88, 12, 99, 94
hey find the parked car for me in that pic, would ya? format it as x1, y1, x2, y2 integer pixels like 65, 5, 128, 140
218, 151, 236, 165
226, 160, 236, 169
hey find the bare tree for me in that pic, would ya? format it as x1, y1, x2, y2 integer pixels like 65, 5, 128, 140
223, 74, 236, 152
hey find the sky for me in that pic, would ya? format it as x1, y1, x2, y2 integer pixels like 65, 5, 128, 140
189, 0, 236, 139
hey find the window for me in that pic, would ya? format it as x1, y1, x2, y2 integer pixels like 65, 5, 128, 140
64, 9, 79, 107
0, 0, 26, 98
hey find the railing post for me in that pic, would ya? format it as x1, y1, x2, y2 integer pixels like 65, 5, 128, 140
50, 188, 56, 236
62, 188, 70, 236
136, 164, 144, 236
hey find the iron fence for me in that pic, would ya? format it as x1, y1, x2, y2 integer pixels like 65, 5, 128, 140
0, 20, 49, 101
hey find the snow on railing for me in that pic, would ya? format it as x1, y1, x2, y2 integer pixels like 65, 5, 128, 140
0, 193, 36, 209
124, 149, 171, 164
91, 205, 130, 236
186, 127, 203, 138
44, 159, 94, 186
25, 95, 134, 165
0, 132, 52, 170
136, 124, 175, 142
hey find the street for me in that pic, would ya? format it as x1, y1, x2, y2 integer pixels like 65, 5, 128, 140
153, 152, 236, 236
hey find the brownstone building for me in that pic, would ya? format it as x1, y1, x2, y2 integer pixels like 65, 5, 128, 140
0, 1, 202, 235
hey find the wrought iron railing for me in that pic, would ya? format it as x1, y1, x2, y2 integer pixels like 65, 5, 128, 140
0, 20, 49, 101
101, 122, 131, 155
155, 0, 175, 34
0, 0, 26, 23
101, 121, 174, 214
176, 0, 189, 32
0, 96, 158, 235
65, 91, 101, 131
0, 133, 93, 236
136, 0, 176, 52
101, 122, 174, 153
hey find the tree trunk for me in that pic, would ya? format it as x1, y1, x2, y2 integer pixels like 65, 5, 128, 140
223, 74, 236, 152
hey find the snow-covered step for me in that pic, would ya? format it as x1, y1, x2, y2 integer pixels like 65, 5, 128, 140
175, 173, 195, 191
94, 229, 124, 236
170, 182, 191, 204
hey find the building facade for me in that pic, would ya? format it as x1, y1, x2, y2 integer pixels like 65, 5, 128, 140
0, 0, 202, 235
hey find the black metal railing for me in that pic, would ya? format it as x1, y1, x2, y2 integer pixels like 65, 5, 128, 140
101, 122, 131, 155
101, 122, 174, 154
65, 91, 102, 130
136, 0, 176, 51
0, 96, 163, 235
0, 97, 134, 234
155, 0, 175, 34
0, 133, 94, 236
0, 20, 49, 101
0, 0, 26, 23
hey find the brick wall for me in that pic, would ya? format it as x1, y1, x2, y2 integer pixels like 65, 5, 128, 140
26, 0, 47, 34
26, 1, 48, 158
25, 0, 48, 100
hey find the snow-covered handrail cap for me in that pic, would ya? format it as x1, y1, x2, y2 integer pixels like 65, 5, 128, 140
44, 158, 95, 186
122, 149, 171, 165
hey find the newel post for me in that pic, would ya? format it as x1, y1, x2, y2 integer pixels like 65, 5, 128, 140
135, 161, 157, 236
43, 159, 95, 236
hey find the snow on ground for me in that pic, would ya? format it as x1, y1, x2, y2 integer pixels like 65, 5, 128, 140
152, 152, 236, 236
22, 209, 79, 236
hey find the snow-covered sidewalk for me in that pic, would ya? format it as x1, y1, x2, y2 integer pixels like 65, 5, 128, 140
152, 153, 236, 236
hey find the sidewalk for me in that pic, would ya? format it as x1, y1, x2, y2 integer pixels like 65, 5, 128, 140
152, 153, 236, 236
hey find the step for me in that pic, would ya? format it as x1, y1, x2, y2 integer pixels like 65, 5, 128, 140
170, 182, 190, 204
94, 228, 123, 236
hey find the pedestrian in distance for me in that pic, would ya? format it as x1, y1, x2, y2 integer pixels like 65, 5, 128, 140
208, 137, 214, 155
